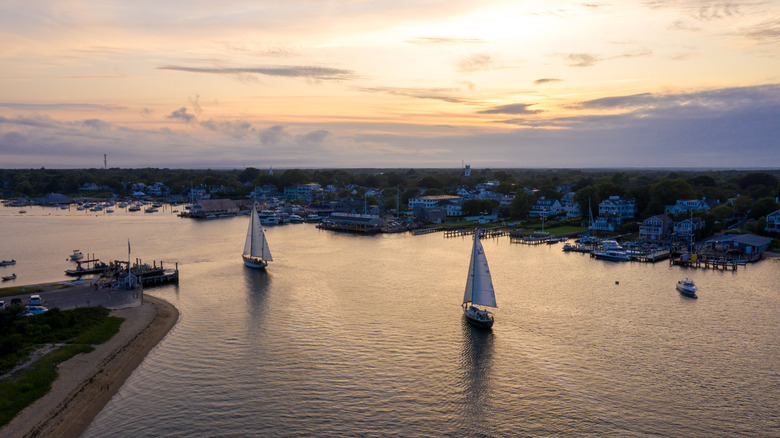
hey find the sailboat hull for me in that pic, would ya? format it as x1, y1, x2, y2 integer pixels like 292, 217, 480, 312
242, 255, 268, 269
463, 306, 494, 328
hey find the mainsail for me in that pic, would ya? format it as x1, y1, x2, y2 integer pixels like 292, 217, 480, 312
462, 230, 497, 308
244, 204, 273, 261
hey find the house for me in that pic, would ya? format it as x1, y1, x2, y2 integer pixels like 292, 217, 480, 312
80, 183, 100, 191
766, 210, 780, 233
598, 196, 636, 219
665, 198, 712, 215
673, 217, 705, 240
529, 197, 562, 218
589, 215, 616, 233
639, 214, 671, 241
560, 192, 581, 219
284, 183, 322, 201
408, 195, 463, 216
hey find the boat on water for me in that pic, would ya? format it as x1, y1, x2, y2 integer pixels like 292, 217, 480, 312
258, 210, 281, 225
462, 229, 497, 329
0, 259, 16, 266
243, 203, 273, 269
676, 278, 698, 298
69, 250, 84, 261
65, 259, 109, 276
2, 273, 16, 281
592, 240, 631, 262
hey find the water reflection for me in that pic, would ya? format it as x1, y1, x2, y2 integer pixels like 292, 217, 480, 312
244, 267, 271, 330
458, 319, 495, 430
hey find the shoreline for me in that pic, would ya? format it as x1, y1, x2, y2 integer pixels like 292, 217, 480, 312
1, 294, 179, 438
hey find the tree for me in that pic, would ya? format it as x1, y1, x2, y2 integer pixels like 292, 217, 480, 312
649, 178, 696, 207
710, 204, 735, 221
749, 197, 779, 220
279, 169, 309, 187
509, 190, 532, 219
238, 167, 261, 184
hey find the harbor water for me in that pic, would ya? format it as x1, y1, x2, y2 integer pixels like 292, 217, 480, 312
1, 207, 779, 437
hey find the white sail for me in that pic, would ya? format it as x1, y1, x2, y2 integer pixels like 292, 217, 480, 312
244, 204, 273, 261
462, 230, 497, 308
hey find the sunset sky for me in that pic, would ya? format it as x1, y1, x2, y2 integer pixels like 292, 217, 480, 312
1, 0, 779, 169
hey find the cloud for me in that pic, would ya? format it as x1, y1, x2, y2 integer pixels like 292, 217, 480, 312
534, 78, 563, 85
259, 125, 291, 146
201, 119, 255, 139
741, 18, 780, 43
0, 102, 126, 111
296, 129, 331, 145
405, 37, 488, 45
82, 119, 112, 131
158, 65, 353, 81
566, 53, 599, 67
355, 86, 468, 103
457, 53, 494, 72
479, 103, 543, 115
167, 107, 196, 123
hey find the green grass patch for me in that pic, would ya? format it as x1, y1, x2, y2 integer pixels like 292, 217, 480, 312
0, 286, 43, 297
0, 306, 125, 426
0, 344, 93, 427
526, 225, 587, 236
71, 316, 123, 345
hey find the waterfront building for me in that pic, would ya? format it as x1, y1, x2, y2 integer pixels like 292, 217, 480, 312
673, 217, 705, 240
560, 192, 581, 219
639, 214, 672, 240
284, 183, 322, 201
598, 196, 636, 219
589, 215, 616, 233
766, 210, 780, 233
529, 197, 562, 219
703, 234, 771, 257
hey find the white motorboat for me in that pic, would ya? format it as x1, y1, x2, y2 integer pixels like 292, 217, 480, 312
70, 250, 84, 261
676, 278, 698, 298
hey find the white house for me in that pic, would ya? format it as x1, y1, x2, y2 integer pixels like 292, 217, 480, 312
665, 198, 712, 215
408, 195, 463, 217
560, 192, 581, 219
673, 217, 705, 238
589, 215, 615, 232
529, 197, 562, 218
766, 210, 780, 233
639, 214, 671, 240
598, 196, 636, 219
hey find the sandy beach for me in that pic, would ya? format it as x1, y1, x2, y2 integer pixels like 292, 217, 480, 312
1, 294, 179, 438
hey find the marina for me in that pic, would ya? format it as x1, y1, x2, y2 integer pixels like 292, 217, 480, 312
1, 208, 778, 437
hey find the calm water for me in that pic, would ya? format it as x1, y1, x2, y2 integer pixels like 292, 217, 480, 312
2, 206, 779, 437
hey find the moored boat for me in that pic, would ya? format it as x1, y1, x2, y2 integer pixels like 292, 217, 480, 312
676, 278, 698, 298
69, 250, 84, 261
2, 273, 16, 281
0, 259, 16, 266
462, 229, 497, 329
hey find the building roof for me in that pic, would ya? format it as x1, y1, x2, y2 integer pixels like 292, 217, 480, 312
708, 234, 772, 247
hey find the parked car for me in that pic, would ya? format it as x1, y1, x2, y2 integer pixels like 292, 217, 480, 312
25, 306, 49, 316
29, 295, 42, 306
0, 300, 4, 310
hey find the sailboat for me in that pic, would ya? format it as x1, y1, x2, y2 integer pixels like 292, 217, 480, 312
243, 203, 273, 269
462, 229, 497, 328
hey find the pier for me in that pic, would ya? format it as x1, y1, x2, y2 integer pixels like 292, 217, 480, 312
670, 255, 739, 270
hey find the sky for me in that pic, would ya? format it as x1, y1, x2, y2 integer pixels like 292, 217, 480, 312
1, 0, 779, 169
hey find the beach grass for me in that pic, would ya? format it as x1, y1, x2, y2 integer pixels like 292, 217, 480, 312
0, 344, 94, 426
0, 307, 124, 427
0, 286, 44, 297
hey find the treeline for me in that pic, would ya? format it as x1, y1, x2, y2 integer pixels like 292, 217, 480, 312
2, 168, 779, 221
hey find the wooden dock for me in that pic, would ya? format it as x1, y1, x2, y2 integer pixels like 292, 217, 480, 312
670, 255, 739, 270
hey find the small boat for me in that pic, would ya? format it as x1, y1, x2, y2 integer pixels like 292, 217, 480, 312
65, 259, 109, 276
243, 203, 273, 269
0, 259, 16, 266
592, 240, 630, 261
676, 278, 698, 298
144, 207, 159, 213
2, 273, 16, 281
462, 229, 497, 329
128, 205, 141, 212
70, 250, 84, 261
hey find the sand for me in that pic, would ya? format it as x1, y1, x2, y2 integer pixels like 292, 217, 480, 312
1, 294, 179, 438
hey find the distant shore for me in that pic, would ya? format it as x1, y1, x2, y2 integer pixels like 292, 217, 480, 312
1, 293, 179, 438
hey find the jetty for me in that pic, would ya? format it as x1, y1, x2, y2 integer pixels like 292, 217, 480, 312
670, 254, 740, 270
